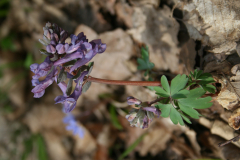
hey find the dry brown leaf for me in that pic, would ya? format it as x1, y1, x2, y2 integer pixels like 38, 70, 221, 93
129, 0, 160, 7
199, 117, 213, 129
185, 129, 201, 156
209, 135, 240, 160
83, 29, 134, 101
43, 132, 71, 160
179, 0, 240, 54
92, 28, 133, 80
138, 121, 172, 156
216, 89, 238, 110
203, 61, 231, 74
128, 5, 181, 73
179, 39, 196, 73
115, 2, 134, 28
229, 108, 240, 130
211, 120, 240, 148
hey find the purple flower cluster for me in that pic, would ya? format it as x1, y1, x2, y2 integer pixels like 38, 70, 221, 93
63, 113, 84, 138
126, 96, 161, 129
30, 22, 106, 112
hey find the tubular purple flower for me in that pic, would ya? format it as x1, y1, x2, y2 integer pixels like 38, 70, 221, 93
31, 79, 39, 86
90, 39, 106, 53
46, 44, 56, 54
63, 113, 84, 138
53, 50, 83, 66
30, 63, 39, 74
59, 31, 68, 43
127, 96, 142, 105
55, 71, 89, 113
69, 40, 106, 73
31, 66, 58, 98
142, 106, 161, 118
66, 43, 81, 54
77, 32, 87, 42
142, 116, 149, 129
32, 56, 53, 79
70, 34, 78, 45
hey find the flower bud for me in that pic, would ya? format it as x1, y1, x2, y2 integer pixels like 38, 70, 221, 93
127, 96, 141, 105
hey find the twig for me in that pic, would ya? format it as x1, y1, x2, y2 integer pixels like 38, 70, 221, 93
218, 134, 240, 147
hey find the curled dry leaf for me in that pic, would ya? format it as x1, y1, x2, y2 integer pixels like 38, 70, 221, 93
229, 108, 240, 130
178, 0, 240, 54
216, 89, 239, 110
230, 64, 240, 81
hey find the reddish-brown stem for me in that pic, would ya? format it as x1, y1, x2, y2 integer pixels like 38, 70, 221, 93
87, 76, 162, 86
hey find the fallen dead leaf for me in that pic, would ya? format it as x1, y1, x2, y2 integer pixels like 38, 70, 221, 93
178, 0, 240, 55
211, 120, 240, 148
128, 5, 181, 73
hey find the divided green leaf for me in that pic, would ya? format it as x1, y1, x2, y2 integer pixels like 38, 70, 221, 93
153, 86, 169, 97
137, 46, 154, 71
161, 75, 170, 94
156, 103, 184, 126
188, 69, 216, 93
170, 74, 188, 96
178, 88, 212, 119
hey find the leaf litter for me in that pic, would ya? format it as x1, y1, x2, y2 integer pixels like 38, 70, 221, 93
1, 0, 240, 160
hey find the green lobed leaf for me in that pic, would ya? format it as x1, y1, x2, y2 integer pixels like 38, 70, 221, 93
185, 88, 206, 98
179, 97, 212, 109
156, 103, 171, 117
170, 74, 188, 95
179, 104, 201, 119
178, 88, 212, 118
171, 89, 190, 99
161, 75, 170, 94
196, 70, 203, 79
179, 112, 192, 124
201, 84, 216, 93
197, 73, 212, 80
137, 46, 155, 71
170, 107, 184, 126
199, 77, 215, 85
156, 103, 184, 125
193, 69, 198, 78
153, 86, 169, 97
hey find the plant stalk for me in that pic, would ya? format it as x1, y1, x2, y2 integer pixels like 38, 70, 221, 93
87, 76, 162, 86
